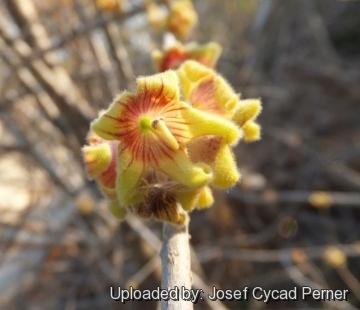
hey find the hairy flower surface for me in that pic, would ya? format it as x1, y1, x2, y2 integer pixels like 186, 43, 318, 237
177, 61, 262, 190
177, 61, 243, 188
153, 41, 221, 72
90, 71, 239, 206
232, 99, 262, 141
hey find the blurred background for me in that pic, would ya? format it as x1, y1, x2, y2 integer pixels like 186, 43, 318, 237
1, 0, 360, 309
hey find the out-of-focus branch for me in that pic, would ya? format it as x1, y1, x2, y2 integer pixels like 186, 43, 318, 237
229, 189, 360, 207
196, 243, 360, 263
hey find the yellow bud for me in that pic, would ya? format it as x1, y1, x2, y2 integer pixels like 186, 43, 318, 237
167, 0, 198, 39
76, 193, 94, 215
323, 246, 347, 268
146, 2, 168, 31
291, 248, 307, 264
308, 191, 333, 208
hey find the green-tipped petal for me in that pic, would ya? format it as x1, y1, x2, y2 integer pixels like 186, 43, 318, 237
212, 141, 240, 188
82, 144, 112, 179
153, 149, 213, 189
117, 148, 147, 206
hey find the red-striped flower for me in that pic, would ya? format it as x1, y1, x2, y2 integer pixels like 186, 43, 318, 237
90, 71, 239, 206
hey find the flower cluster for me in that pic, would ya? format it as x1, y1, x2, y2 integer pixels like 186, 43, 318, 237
146, 0, 198, 39
83, 60, 261, 225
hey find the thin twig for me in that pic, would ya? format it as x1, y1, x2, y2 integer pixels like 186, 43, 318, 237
229, 189, 360, 207
196, 244, 360, 263
125, 214, 229, 310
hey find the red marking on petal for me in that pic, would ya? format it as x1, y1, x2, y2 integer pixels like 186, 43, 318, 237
190, 79, 225, 115
104, 114, 121, 121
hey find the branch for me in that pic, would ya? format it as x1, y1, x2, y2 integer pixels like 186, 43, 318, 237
161, 222, 192, 310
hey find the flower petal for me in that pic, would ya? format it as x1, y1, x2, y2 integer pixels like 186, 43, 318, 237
214, 75, 239, 114
178, 61, 238, 117
212, 141, 240, 189
137, 70, 180, 103
177, 60, 214, 99
82, 144, 112, 179
152, 149, 213, 189
197, 186, 214, 209
181, 106, 240, 145
233, 99, 262, 127
109, 200, 127, 219
90, 91, 133, 141
242, 122, 261, 142
188, 135, 222, 164
177, 188, 201, 211
117, 147, 148, 206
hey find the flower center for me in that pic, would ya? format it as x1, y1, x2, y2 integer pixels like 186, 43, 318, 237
140, 116, 153, 131
139, 116, 179, 151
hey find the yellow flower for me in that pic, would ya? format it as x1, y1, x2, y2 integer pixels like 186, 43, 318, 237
178, 61, 243, 188
167, 0, 198, 39
177, 61, 262, 188
91, 71, 240, 205
177, 60, 239, 119
152, 41, 222, 72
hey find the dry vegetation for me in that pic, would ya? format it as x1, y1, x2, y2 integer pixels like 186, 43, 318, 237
0, 0, 360, 309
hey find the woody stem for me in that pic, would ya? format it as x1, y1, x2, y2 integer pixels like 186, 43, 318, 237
161, 221, 193, 310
